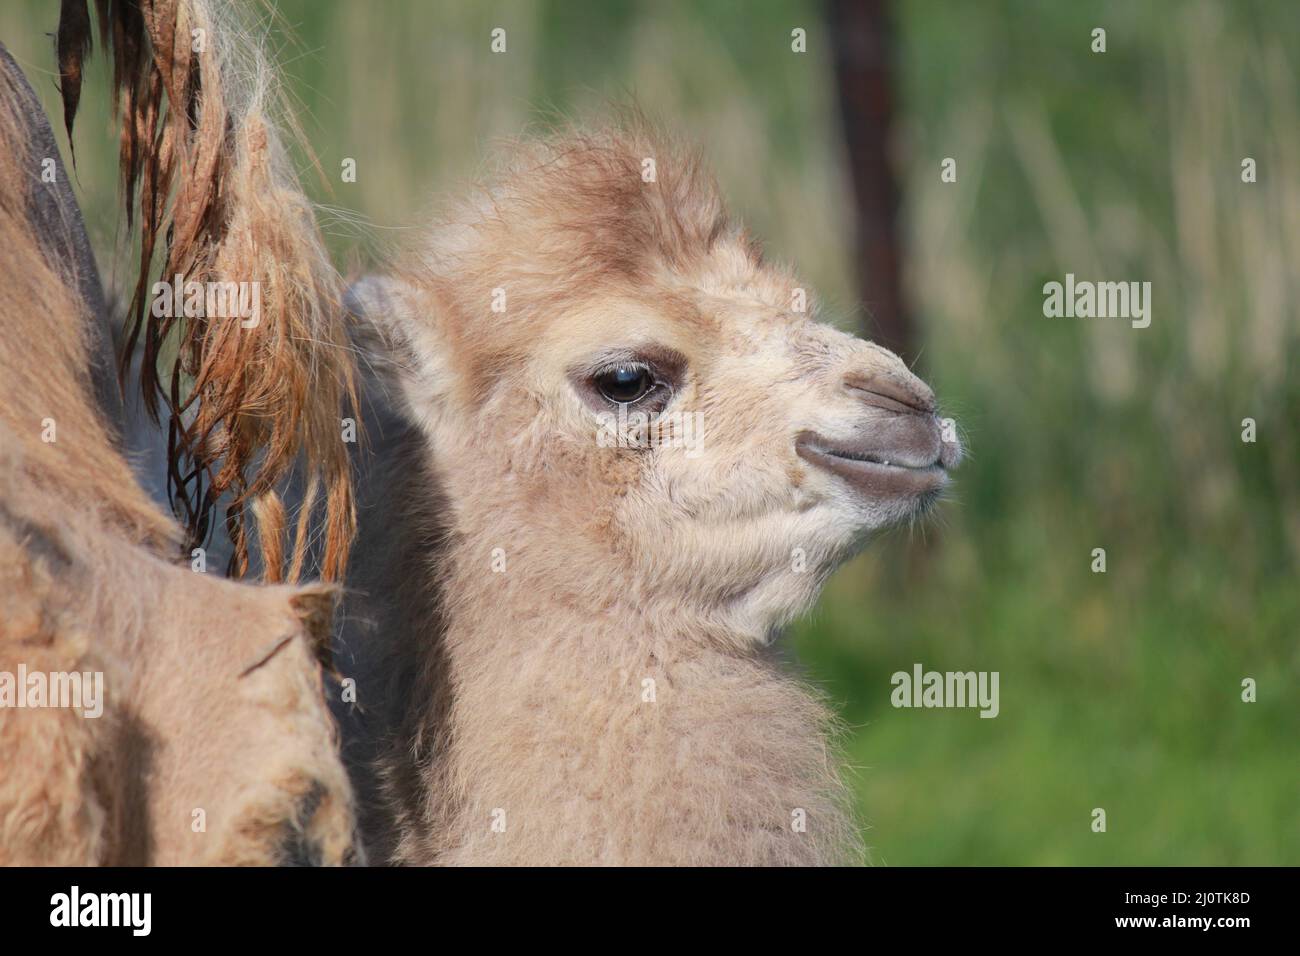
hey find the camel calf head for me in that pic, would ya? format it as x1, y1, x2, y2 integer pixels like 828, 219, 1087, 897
353, 122, 961, 645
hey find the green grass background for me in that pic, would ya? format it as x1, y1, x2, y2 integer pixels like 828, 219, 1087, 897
3, 0, 1295, 864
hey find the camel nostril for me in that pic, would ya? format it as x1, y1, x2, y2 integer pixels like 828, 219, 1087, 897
843, 372, 936, 416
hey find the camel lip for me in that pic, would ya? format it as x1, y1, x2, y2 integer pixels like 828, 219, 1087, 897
794, 431, 945, 472
795, 431, 948, 498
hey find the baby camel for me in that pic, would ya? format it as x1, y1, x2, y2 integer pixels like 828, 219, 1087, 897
340, 122, 962, 866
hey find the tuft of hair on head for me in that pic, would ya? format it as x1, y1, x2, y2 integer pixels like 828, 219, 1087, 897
56, 0, 357, 582
424, 108, 730, 288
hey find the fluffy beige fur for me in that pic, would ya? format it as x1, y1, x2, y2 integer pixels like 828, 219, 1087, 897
343, 121, 958, 865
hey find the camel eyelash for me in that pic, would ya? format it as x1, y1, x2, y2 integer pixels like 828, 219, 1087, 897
591, 359, 655, 381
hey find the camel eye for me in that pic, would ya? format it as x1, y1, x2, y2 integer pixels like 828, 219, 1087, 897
595, 364, 654, 405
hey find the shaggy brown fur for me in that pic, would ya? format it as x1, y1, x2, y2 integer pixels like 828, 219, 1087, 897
0, 47, 356, 865
57, 0, 357, 583
342, 122, 960, 865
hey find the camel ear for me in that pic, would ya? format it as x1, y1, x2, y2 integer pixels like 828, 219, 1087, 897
345, 275, 448, 422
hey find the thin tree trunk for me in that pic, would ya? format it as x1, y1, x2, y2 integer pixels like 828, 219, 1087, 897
828, 0, 913, 363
